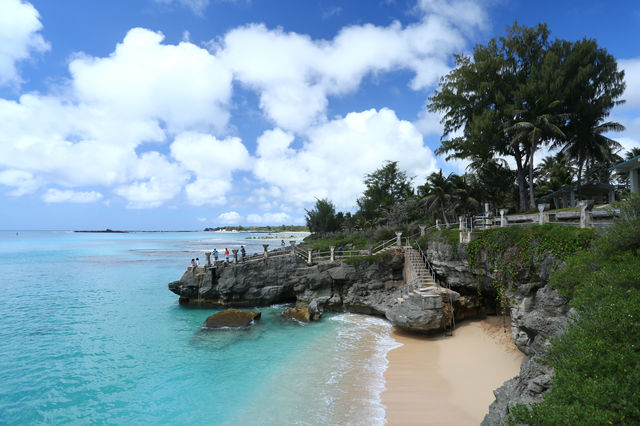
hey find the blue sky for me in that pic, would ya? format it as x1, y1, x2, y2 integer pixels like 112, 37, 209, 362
1, 0, 639, 230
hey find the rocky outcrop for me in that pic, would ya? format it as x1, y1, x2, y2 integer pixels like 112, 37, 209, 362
203, 308, 261, 328
385, 287, 458, 333
168, 252, 405, 318
423, 240, 571, 425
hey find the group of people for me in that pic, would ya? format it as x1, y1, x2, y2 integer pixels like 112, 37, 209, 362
211, 246, 246, 264
191, 240, 296, 268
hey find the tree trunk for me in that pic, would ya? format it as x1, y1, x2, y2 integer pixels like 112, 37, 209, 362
514, 149, 528, 212
440, 200, 450, 227
528, 141, 536, 210
576, 156, 584, 202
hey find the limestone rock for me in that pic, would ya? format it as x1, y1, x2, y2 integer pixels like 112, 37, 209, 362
282, 300, 322, 322
204, 308, 261, 328
282, 306, 311, 322
385, 289, 446, 332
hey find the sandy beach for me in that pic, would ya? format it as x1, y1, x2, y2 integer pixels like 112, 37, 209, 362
383, 317, 525, 425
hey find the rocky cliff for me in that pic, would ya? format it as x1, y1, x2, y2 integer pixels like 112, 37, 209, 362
424, 241, 572, 425
168, 252, 405, 317
169, 250, 459, 333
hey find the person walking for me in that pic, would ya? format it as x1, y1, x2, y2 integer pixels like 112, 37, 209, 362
225, 248, 229, 263
241, 246, 246, 262
281, 239, 285, 251
213, 249, 219, 262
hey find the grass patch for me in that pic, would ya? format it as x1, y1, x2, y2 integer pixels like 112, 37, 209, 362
342, 250, 394, 266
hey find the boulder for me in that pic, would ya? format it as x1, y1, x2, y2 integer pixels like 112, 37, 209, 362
282, 301, 321, 322
204, 308, 261, 328
282, 306, 310, 322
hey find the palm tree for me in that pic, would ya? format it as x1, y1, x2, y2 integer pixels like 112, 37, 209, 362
508, 99, 567, 209
559, 120, 624, 198
419, 170, 456, 226
448, 173, 479, 217
626, 147, 640, 160
535, 152, 574, 195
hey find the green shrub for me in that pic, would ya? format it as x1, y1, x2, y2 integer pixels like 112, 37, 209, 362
509, 194, 640, 425
466, 225, 595, 312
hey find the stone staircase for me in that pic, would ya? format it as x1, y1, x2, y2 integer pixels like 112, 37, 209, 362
397, 246, 437, 302
391, 245, 456, 335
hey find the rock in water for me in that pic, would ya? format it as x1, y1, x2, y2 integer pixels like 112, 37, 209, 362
282, 306, 311, 322
204, 308, 261, 328
282, 301, 321, 322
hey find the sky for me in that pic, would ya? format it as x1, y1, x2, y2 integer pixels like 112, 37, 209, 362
1, 0, 639, 230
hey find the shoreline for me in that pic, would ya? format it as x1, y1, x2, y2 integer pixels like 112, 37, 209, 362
382, 317, 524, 425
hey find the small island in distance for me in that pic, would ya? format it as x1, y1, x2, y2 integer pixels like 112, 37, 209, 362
73, 226, 309, 233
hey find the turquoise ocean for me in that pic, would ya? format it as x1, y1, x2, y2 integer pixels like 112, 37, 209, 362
0, 231, 399, 425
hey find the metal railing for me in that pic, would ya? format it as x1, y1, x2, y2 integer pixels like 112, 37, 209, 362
371, 236, 399, 254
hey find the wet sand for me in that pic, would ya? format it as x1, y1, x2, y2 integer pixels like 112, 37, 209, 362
382, 317, 525, 425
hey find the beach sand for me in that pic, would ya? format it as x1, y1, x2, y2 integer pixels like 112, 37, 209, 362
382, 317, 525, 425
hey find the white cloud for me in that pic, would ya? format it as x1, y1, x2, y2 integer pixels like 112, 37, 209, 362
114, 152, 189, 209
0, 169, 39, 196
253, 108, 438, 208
70, 28, 233, 134
42, 188, 103, 203
0, 0, 50, 86
217, 2, 485, 133
217, 211, 242, 224
0, 27, 242, 208
413, 109, 443, 136
154, 0, 210, 14
170, 132, 251, 205
0, 1, 486, 213
619, 58, 640, 109
246, 212, 292, 225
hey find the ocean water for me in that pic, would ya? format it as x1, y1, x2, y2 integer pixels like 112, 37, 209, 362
0, 231, 399, 425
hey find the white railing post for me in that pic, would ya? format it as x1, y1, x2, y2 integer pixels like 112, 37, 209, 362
419, 224, 426, 236
435, 219, 441, 230
307, 249, 312, 264
459, 216, 465, 231
395, 231, 402, 247
538, 204, 546, 225
579, 200, 594, 228
290, 241, 296, 257
330, 246, 335, 261
500, 209, 508, 227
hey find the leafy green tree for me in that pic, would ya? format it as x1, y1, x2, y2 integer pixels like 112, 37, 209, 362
356, 161, 413, 222
551, 38, 626, 197
430, 22, 553, 212
535, 152, 574, 196
560, 121, 624, 195
625, 147, 640, 160
508, 99, 567, 208
470, 159, 516, 210
305, 198, 340, 234
448, 173, 479, 217
419, 170, 456, 226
